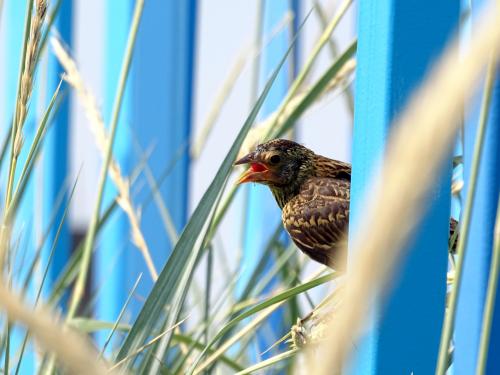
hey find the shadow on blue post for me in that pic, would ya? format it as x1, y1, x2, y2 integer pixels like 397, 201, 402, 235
347, 0, 458, 374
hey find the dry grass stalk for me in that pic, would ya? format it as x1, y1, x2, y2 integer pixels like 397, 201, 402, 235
312, 3, 500, 374
0, 0, 48, 273
108, 317, 186, 372
191, 268, 328, 374
0, 280, 108, 374
14, 0, 47, 156
238, 58, 356, 158
50, 37, 159, 281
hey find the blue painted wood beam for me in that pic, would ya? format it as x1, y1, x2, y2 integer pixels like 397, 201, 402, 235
94, 0, 133, 347
348, 0, 458, 374
128, 0, 197, 303
454, 0, 500, 373
42, 0, 72, 301
95, 0, 197, 347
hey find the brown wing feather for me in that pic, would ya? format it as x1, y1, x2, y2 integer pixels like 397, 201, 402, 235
282, 177, 349, 269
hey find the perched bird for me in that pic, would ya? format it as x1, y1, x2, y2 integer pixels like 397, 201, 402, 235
235, 138, 458, 269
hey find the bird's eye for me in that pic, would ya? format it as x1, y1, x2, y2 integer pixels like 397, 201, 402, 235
270, 154, 281, 164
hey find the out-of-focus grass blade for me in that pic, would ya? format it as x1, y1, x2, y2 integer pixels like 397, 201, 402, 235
37, 0, 63, 62
14, 171, 79, 375
312, 0, 354, 115
111, 318, 187, 372
49, 144, 154, 305
436, 58, 497, 374
115, 14, 308, 366
99, 273, 142, 358
0, 120, 13, 172
235, 349, 298, 375
270, 40, 357, 139
172, 333, 244, 373
48, 199, 117, 305
68, 319, 131, 333
5, 80, 63, 223
476, 200, 500, 375
188, 273, 334, 374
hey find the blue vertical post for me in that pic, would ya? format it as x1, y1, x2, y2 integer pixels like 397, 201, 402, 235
454, 0, 500, 373
42, 0, 72, 301
95, 0, 133, 346
95, 0, 197, 347
239, 0, 298, 358
348, 1, 458, 374
129, 0, 196, 299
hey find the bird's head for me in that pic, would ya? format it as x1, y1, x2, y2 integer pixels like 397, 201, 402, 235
235, 139, 315, 188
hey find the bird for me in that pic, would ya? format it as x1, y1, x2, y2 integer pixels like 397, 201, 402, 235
235, 138, 458, 269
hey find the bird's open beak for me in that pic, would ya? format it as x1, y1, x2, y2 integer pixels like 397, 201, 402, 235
234, 153, 254, 166
234, 153, 269, 184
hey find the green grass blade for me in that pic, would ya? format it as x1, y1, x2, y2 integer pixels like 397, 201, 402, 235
204, 245, 213, 347
271, 40, 357, 139
14, 172, 79, 375
48, 144, 174, 306
4, 0, 35, 213
115, 14, 308, 366
37, 0, 63, 62
237, 223, 283, 299
99, 273, 143, 358
235, 349, 298, 375
172, 333, 244, 373
188, 273, 335, 374
48, 199, 117, 305
252, 243, 297, 297
5, 79, 63, 223
312, 0, 354, 116
19, 173, 70, 297
66, 0, 145, 320
3, 323, 10, 375
265, 0, 352, 137
68, 319, 131, 334
0, 120, 13, 172
112, 318, 187, 372
436, 58, 497, 375
476, 200, 500, 374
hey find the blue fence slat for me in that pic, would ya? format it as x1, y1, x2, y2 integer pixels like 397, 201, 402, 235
129, 0, 196, 297
239, 0, 298, 359
454, 0, 500, 372
95, 0, 197, 347
348, 0, 458, 374
94, 0, 133, 347
42, 0, 72, 302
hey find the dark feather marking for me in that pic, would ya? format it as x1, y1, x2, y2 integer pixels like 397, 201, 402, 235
282, 177, 350, 269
